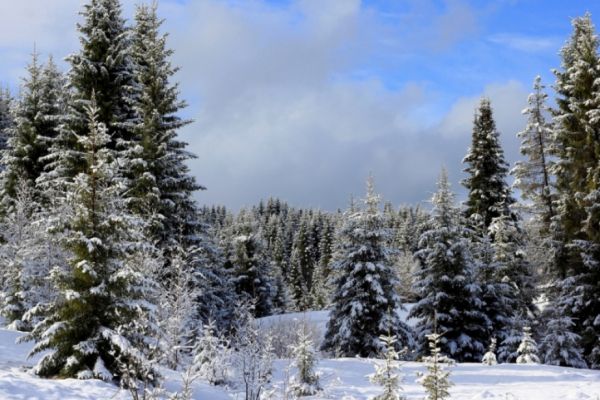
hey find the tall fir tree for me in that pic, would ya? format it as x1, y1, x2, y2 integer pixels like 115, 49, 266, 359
24, 99, 157, 382
130, 2, 203, 251
410, 169, 488, 362
462, 98, 514, 229
41, 0, 138, 187
321, 176, 412, 357
511, 76, 556, 232
2, 51, 64, 205
0, 87, 12, 162
549, 13, 600, 367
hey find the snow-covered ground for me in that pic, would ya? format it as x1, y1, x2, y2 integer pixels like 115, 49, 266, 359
0, 315, 599, 400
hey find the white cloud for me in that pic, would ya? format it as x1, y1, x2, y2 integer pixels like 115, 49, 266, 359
488, 33, 560, 52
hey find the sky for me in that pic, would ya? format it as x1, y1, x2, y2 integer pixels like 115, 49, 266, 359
1, 0, 599, 211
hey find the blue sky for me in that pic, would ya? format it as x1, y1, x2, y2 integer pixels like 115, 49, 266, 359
0, 0, 599, 210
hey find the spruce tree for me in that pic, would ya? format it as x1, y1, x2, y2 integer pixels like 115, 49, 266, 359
2, 52, 64, 204
0, 88, 12, 162
462, 98, 514, 229
42, 0, 138, 185
409, 169, 488, 362
225, 210, 273, 318
418, 333, 454, 400
511, 76, 556, 232
290, 326, 320, 397
321, 177, 412, 357
482, 338, 498, 366
370, 334, 406, 400
516, 326, 540, 364
550, 13, 600, 367
539, 316, 587, 368
130, 2, 203, 251
289, 215, 313, 311
24, 99, 157, 382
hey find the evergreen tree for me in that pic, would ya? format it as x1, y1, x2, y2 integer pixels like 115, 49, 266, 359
511, 76, 556, 232
539, 316, 587, 368
290, 326, 320, 397
2, 52, 64, 204
192, 319, 230, 386
43, 0, 138, 186
0, 181, 39, 329
130, 2, 203, 252
24, 99, 157, 382
418, 333, 454, 400
321, 176, 412, 357
516, 326, 540, 364
225, 210, 273, 318
482, 338, 497, 366
462, 98, 514, 229
0, 88, 12, 163
289, 215, 314, 311
410, 169, 488, 362
369, 334, 406, 400
550, 13, 600, 367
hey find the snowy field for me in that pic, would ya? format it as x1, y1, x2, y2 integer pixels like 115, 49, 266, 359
0, 319, 599, 400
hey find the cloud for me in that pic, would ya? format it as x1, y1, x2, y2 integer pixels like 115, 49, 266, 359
488, 33, 560, 52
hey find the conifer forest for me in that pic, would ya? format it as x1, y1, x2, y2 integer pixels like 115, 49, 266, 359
0, 1, 599, 399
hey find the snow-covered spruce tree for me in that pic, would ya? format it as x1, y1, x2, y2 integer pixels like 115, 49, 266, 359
511, 75, 556, 233
482, 338, 497, 366
41, 0, 138, 188
516, 326, 540, 364
471, 229, 515, 361
321, 176, 413, 357
497, 314, 526, 364
0, 87, 12, 161
289, 214, 314, 311
549, 13, 600, 367
0, 181, 39, 329
490, 215, 536, 306
310, 218, 334, 309
370, 334, 406, 400
409, 169, 488, 362
224, 210, 273, 318
24, 99, 157, 382
462, 98, 514, 229
539, 316, 587, 368
290, 326, 320, 397
1, 52, 65, 206
193, 319, 230, 386
418, 333, 454, 400
130, 2, 203, 252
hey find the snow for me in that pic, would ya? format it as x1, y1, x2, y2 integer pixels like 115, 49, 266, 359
0, 315, 599, 399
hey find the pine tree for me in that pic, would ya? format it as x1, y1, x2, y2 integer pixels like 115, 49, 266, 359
409, 169, 488, 362
290, 326, 320, 397
511, 76, 556, 232
418, 333, 454, 400
321, 176, 412, 357
462, 98, 514, 229
482, 338, 497, 366
539, 316, 587, 368
130, 2, 203, 252
370, 334, 406, 400
24, 99, 157, 382
516, 326, 540, 364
